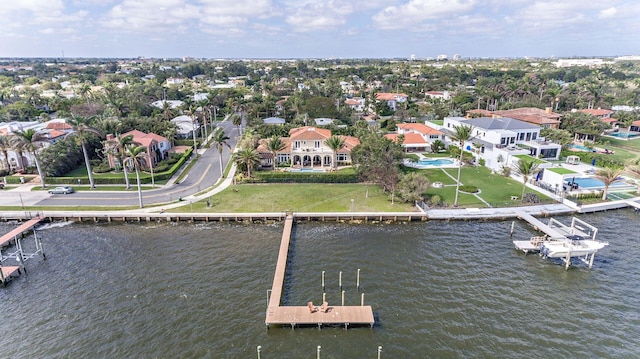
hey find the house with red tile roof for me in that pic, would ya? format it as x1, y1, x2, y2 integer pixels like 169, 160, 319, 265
375, 92, 408, 111
385, 123, 445, 152
577, 108, 614, 118
107, 130, 171, 169
345, 97, 365, 112
630, 120, 640, 132
256, 126, 359, 169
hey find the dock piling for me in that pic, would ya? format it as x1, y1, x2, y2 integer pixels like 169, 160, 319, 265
257, 345, 262, 359
356, 268, 360, 290
361, 293, 365, 306
321, 271, 325, 290
339, 271, 342, 290
378, 346, 383, 359
510, 221, 515, 237
341, 290, 345, 306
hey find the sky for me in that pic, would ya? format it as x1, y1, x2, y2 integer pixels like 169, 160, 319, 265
1, 0, 639, 59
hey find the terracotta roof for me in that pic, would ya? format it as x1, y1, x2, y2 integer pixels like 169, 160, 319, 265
375, 93, 408, 101
289, 126, 331, 140
494, 107, 561, 119
384, 133, 427, 146
46, 122, 72, 130
345, 99, 362, 105
397, 123, 443, 136
257, 138, 292, 154
48, 129, 67, 139
632, 120, 640, 126
122, 129, 168, 145
466, 109, 493, 116
340, 136, 359, 152
578, 108, 613, 117
602, 118, 618, 123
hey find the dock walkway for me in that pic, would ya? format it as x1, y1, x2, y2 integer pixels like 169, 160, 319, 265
0, 216, 43, 247
265, 214, 374, 328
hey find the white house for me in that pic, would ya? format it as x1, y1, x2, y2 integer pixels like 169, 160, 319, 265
344, 98, 365, 112
442, 116, 562, 170
375, 93, 408, 111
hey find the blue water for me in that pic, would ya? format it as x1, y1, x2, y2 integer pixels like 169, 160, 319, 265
570, 177, 627, 189
609, 131, 640, 139
291, 168, 325, 172
417, 158, 454, 166
570, 144, 593, 152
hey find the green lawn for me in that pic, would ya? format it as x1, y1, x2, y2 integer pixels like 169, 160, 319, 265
176, 183, 416, 213
514, 154, 548, 165
548, 167, 577, 175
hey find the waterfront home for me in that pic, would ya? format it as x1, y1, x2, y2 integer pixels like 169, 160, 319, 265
385, 123, 445, 152
107, 130, 171, 169
443, 116, 562, 171
466, 107, 561, 129
578, 108, 614, 119
256, 126, 359, 169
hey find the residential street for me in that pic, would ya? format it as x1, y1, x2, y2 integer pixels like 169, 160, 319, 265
1, 118, 239, 208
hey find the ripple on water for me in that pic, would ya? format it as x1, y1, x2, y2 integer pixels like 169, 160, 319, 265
0, 211, 638, 357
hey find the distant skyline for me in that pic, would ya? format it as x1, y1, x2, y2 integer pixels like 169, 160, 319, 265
1, 1, 639, 59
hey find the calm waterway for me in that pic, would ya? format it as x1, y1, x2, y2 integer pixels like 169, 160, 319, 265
1, 210, 639, 358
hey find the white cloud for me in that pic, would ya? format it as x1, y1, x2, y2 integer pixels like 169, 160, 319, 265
598, 7, 617, 19
198, 0, 274, 30
101, 0, 200, 33
284, 0, 355, 31
372, 0, 477, 30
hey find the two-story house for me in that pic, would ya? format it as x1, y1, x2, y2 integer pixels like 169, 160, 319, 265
257, 126, 359, 169
443, 116, 562, 170
385, 123, 445, 152
375, 93, 408, 111
108, 130, 171, 169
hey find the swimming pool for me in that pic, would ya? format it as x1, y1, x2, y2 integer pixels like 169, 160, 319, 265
608, 131, 640, 139
417, 158, 454, 166
569, 144, 594, 152
290, 168, 325, 173
568, 177, 627, 189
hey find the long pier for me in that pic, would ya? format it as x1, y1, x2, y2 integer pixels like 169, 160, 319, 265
265, 214, 374, 329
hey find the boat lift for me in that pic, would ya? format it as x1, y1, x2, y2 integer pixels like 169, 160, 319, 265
512, 213, 607, 270
0, 216, 46, 286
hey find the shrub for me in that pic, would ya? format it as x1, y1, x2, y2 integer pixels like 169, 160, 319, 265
253, 171, 359, 183
92, 163, 113, 173
459, 185, 478, 193
429, 195, 441, 206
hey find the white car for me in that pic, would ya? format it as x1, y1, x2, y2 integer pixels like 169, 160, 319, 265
48, 186, 75, 194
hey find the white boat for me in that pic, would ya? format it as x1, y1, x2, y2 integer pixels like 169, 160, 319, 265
540, 238, 608, 258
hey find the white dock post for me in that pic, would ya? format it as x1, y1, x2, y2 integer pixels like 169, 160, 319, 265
341, 290, 345, 306
356, 268, 360, 289
589, 252, 595, 269
321, 271, 325, 290
565, 251, 571, 270
339, 271, 342, 290
257, 345, 262, 359
510, 221, 515, 237
323, 292, 326, 303
317, 345, 321, 359
377, 346, 383, 359
361, 292, 365, 306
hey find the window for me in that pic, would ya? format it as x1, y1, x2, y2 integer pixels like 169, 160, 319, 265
294, 141, 301, 149
337, 153, 348, 161
314, 141, 320, 148
518, 133, 525, 141
525, 132, 532, 141
532, 132, 537, 140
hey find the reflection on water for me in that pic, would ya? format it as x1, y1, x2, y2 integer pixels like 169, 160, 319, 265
0, 211, 639, 357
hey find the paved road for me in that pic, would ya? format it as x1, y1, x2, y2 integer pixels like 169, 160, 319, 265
1, 118, 240, 208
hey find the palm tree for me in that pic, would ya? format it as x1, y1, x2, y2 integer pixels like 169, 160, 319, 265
265, 136, 286, 170
593, 167, 623, 200
232, 114, 242, 136
0, 135, 11, 171
234, 148, 260, 178
625, 162, 640, 194
212, 128, 231, 178
449, 124, 475, 207
106, 134, 135, 189
12, 129, 48, 188
511, 158, 541, 200
324, 135, 345, 170
123, 144, 147, 208
65, 114, 103, 189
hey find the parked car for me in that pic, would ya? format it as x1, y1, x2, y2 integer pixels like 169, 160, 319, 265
48, 186, 75, 194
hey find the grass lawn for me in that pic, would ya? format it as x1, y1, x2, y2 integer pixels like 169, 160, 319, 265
420, 166, 551, 207
548, 167, 578, 175
174, 183, 417, 213
514, 154, 548, 165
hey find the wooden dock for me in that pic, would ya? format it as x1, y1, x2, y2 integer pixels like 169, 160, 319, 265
0, 216, 44, 247
265, 214, 374, 329
515, 211, 565, 240
0, 216, 44, 286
